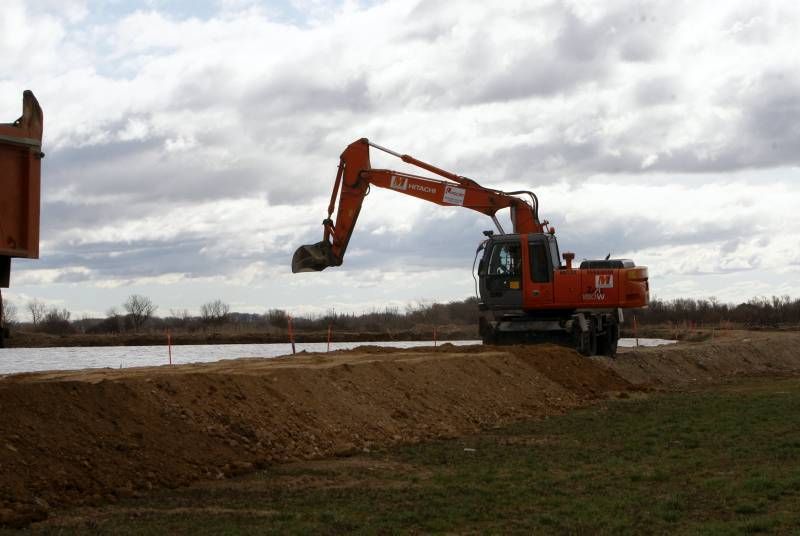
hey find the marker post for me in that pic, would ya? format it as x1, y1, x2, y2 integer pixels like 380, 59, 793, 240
327, 324, 332, 352
288, 315, 296, 355
167, 329, 173, 365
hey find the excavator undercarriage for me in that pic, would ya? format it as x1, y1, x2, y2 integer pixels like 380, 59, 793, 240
479, 308, 622, 357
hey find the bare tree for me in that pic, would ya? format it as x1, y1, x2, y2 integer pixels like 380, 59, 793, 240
2, 298, 18, 326
266, 309, 288, 328
104, 306, 123, 333
27, 299, 46, 327
168, 308, 192, 329
40, 307, 73, 335
44, 307, 70, 322
169, 308, 191, 320
123, 295, 157, 331
200, 299, 230, 326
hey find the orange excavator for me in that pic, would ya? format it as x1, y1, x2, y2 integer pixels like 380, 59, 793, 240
292, 138, 648, 356
0, 91, 44, 347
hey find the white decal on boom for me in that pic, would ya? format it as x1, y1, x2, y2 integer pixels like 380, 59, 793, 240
409, 183, 437, 194
443, 185, 466, 205
390, 175, 408, 191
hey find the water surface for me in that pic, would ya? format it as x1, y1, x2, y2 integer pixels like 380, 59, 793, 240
0, 338, 674, 375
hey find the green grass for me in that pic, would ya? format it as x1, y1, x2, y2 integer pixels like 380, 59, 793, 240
18, 379, 800, 534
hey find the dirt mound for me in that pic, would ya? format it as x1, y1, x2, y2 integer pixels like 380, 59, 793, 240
1, 332, 798, 527
605, 331, 800, 387
0, 343, 625, 526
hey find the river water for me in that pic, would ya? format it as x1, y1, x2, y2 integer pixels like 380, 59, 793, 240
0, 338, 675, 376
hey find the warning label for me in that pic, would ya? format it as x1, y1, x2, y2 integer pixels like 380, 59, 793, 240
443, 185, 466, 205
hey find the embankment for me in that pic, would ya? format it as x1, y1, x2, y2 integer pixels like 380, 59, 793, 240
0, 331, 798, 526
607, 330, 800, 386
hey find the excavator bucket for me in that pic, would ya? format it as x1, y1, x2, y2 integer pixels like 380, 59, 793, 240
292, 241, 335, 273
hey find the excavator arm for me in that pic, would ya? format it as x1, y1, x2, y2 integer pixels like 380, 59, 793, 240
292, 138, 544, 273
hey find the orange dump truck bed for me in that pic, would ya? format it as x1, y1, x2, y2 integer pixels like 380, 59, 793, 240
0, 91, 43, 288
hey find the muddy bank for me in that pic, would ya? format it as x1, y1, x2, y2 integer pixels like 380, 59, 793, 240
0, 332, 798, 526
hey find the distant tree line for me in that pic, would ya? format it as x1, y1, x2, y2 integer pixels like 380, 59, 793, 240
3, 294, 800, 336
290, 298, 480, 332
2, 295, 481, 336
632, 296, 800, 328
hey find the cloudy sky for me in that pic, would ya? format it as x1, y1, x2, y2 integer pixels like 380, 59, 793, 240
2, 0, 799, 319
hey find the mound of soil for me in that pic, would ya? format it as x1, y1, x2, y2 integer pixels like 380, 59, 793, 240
1, 331, 798, 527
608, 331, 800, 387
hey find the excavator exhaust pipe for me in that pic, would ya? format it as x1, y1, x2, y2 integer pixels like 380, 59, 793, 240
291, 241, 336, 273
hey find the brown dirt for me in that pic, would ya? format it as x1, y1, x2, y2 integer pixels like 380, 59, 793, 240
1, 331, 799, 527
608, 330, 800, 387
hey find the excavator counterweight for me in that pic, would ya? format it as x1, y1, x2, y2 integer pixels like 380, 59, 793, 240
292, 138, 649, 356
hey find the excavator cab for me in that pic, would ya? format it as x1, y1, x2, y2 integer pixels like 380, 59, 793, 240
478, 233, 561, 312
479, 235, 524, 310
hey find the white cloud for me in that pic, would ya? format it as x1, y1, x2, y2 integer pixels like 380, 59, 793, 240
2, 0, 800, 316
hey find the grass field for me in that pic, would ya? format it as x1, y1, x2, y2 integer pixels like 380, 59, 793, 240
21, 378, 800, 535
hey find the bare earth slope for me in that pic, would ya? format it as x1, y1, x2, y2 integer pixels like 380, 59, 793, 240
607, 331, 800, 386
0, 332, 798, 526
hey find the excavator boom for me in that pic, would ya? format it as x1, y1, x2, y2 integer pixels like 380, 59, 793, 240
292, 138, 542, 273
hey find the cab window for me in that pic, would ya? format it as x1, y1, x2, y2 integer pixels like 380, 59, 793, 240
547, 235, 561, 269
488, 243, 521, 276
529, 241, 550, 283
